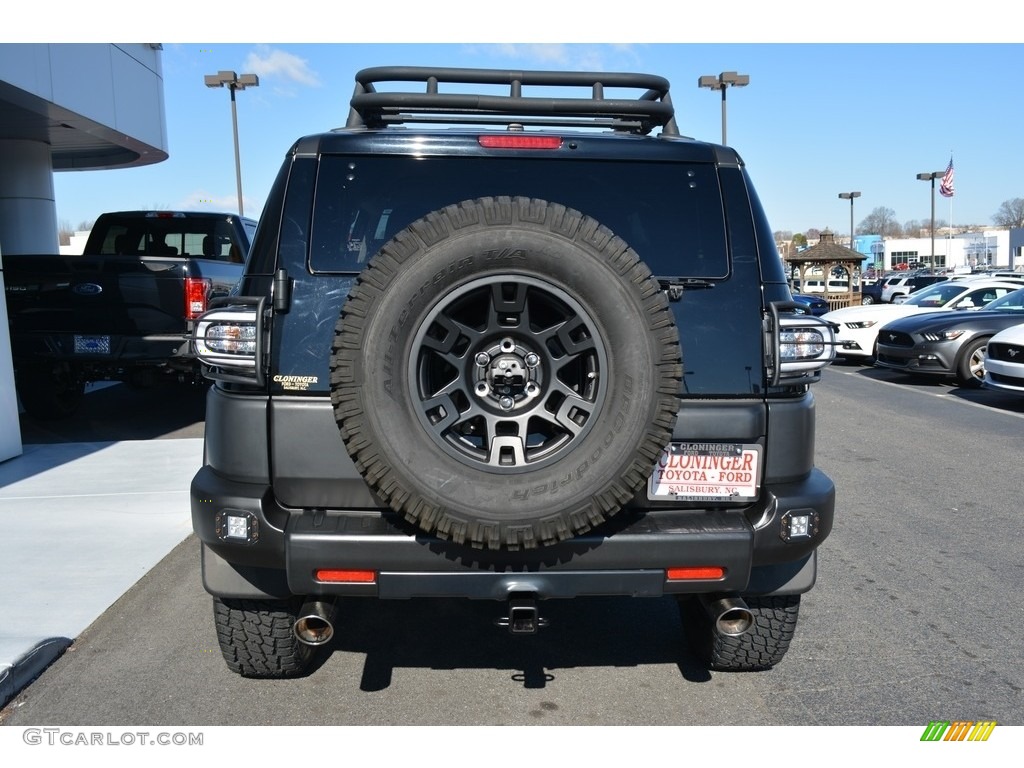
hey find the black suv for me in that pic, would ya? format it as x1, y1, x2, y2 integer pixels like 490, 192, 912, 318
190, 67, 836, 678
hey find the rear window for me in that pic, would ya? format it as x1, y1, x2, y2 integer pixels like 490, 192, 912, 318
91, 214, 243, 262
307, 155, 728, 279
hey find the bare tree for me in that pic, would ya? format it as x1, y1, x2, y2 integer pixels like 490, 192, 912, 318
858, 206, 901, 238
57, 220, 73, 246
992, 198, 1024, 228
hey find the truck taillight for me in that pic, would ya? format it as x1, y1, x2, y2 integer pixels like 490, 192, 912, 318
185, 278, 210, 320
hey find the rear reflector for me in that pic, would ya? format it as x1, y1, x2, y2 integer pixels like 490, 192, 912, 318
315, 569, 377, 584
666, 566, 726, 581
478, 135, 563, 150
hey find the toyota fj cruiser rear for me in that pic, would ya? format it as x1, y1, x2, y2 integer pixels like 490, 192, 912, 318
190, 66, 836, 678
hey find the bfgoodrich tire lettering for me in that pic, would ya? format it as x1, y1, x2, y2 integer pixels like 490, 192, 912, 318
330, 197, 682, 550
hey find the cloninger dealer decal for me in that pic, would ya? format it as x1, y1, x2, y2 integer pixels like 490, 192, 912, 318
273, 374, 319, 392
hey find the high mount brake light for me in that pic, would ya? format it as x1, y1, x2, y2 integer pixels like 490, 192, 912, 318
478, 135, 563, 150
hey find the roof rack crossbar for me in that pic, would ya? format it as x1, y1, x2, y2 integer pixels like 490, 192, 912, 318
346, 66, 679, 136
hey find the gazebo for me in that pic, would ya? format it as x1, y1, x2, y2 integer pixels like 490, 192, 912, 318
785, 229, 865, 311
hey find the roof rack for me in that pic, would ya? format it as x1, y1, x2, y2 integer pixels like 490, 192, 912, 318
345, 66, 679, 136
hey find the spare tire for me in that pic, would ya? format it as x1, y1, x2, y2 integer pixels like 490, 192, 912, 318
330, 197, 681, 550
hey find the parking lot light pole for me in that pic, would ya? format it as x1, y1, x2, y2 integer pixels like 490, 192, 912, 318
838, 192, 861, 251
204, 71, 259, 217
916, 171, 943, 266
698, 71, 749, 146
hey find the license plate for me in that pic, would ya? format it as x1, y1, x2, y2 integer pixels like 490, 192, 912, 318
648, 443, 761, 501
73, 335, 111, 354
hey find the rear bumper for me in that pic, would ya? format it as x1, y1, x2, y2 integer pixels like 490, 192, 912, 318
13, 331, 192, 365
192, 465, 833, 601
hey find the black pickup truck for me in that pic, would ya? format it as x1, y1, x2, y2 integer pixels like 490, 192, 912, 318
3, 210, 256, 419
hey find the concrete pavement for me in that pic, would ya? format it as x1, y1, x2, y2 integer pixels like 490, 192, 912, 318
0, 437, 200, 707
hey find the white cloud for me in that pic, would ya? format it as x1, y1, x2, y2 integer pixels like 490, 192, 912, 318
242, 46, 320, 87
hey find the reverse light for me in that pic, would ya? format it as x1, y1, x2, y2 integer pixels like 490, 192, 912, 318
215, 509, 259, 544
780, 510, 819, 542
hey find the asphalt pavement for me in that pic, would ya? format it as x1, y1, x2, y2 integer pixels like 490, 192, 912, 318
0, 383, 203, 707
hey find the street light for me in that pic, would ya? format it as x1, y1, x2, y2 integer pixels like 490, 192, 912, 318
916, 171, 944, 266
697, 71, 749, 145
204, 70, 259, 217
838, 192, 861, 251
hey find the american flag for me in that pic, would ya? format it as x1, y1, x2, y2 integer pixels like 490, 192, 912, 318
939, 158, 954, 198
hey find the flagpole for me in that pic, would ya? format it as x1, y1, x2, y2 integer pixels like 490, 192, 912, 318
939, 154, 955, 269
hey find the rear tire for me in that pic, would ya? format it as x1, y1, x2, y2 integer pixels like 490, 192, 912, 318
16, 362, 84, 420
680, 594, 801, 671
213, 597, 318, 678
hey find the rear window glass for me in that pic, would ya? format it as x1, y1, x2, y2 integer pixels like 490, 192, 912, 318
92, 214, 243, 262
308, 155, 728, 278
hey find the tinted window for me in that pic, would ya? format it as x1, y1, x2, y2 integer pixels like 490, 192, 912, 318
309, 155, 728, 279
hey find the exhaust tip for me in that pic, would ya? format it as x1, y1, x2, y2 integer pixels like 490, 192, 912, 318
699, 595, 754, 637
293, 600, 336, 646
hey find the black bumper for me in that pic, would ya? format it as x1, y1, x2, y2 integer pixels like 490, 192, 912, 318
192, 466, 834, 601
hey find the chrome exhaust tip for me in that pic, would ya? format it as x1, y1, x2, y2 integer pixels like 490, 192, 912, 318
293, 599, 336, 646
698, 594, 754, 637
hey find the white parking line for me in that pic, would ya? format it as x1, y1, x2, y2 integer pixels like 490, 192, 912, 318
826, 366, 1024, 420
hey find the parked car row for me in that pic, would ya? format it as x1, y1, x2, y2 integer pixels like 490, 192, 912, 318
822, 279, 1024, 394
822, 279, 1024, 363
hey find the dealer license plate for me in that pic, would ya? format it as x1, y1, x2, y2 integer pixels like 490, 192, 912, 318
647, 442, 761, 501
73, 334, 111, 354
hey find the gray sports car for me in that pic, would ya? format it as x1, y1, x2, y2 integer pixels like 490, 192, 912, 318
874, 287, 1024, 387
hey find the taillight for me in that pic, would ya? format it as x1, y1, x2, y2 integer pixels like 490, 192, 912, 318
184, 277, 210, 320
767, 303, 836, 386
478, 135, 563, 150
192, 298, 264, 385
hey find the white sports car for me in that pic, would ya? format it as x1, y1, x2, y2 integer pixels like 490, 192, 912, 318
983, 322, 1024, 393
822, 279, 1024, 362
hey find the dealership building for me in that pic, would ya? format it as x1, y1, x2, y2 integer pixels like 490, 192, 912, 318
0, 44, 168, 461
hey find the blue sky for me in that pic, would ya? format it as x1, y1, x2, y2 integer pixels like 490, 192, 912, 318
37, 12, 1024, 238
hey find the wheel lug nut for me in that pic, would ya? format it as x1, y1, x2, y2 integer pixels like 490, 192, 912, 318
499, 396, 514, 410
525, 353, 540, 367
475, 352, 490, 367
